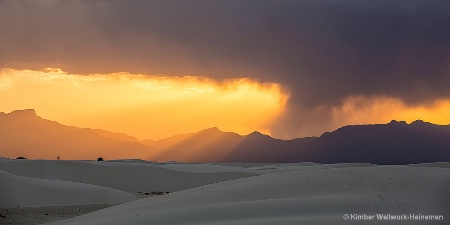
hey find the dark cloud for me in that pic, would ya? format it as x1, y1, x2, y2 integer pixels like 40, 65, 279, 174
1, 0, 450, 137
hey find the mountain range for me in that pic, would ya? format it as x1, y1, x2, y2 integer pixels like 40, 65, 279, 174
0, 109, 153, 160
1, 109, 450, 164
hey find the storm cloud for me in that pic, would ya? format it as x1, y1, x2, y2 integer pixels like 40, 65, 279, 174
1, 0, 450, 138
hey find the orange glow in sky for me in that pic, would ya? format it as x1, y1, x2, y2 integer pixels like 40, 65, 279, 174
2, 68, 450, 140
331, 96, 450, 128
0, 68, 288, 140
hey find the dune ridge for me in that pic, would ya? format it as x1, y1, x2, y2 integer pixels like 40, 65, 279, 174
0, 159, 257, 194
42, 163, 450, 225
0, 170, 137, 208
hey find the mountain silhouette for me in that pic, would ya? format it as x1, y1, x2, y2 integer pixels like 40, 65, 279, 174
150, 127, 242, 162
309, 120, 450, 164
147, 120, 450, 164
224, 132, 317, 163
141, 132, 193, 150
1, 109, 449, 164
0, 109, 153, 160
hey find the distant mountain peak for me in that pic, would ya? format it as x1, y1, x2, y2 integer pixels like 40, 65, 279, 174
410, 120, 433, 126
248, 131, 263, 136
388, 120, 407, 125
198, 127, 222, 134
206, 127, 221, 131
7, 109, 38, 117
246, 131, 272, 139
387, 119, 433, 126
0, 108, 152, 159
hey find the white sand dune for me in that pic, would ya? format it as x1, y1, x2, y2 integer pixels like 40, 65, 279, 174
0, 157, 10, 162
409, 162, 450, 168
0, 170, 137, 208
233, 162, 375, 173
0, 159, 257, 194
152, 162, 268, 173
46, 165, 450, 225
151, 162, 375, 174
1, 159, 448, 224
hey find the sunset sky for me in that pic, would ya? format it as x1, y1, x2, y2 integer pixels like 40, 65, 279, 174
1, 0, 450, 140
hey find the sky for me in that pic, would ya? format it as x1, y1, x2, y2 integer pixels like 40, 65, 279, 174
1, 0, 450, 140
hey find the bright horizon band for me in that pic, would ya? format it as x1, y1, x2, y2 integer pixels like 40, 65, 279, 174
2, 68, 450, 140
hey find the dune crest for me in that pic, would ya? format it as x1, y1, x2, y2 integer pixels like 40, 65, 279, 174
0, 170, 137, 208
47, 165, 450, 225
